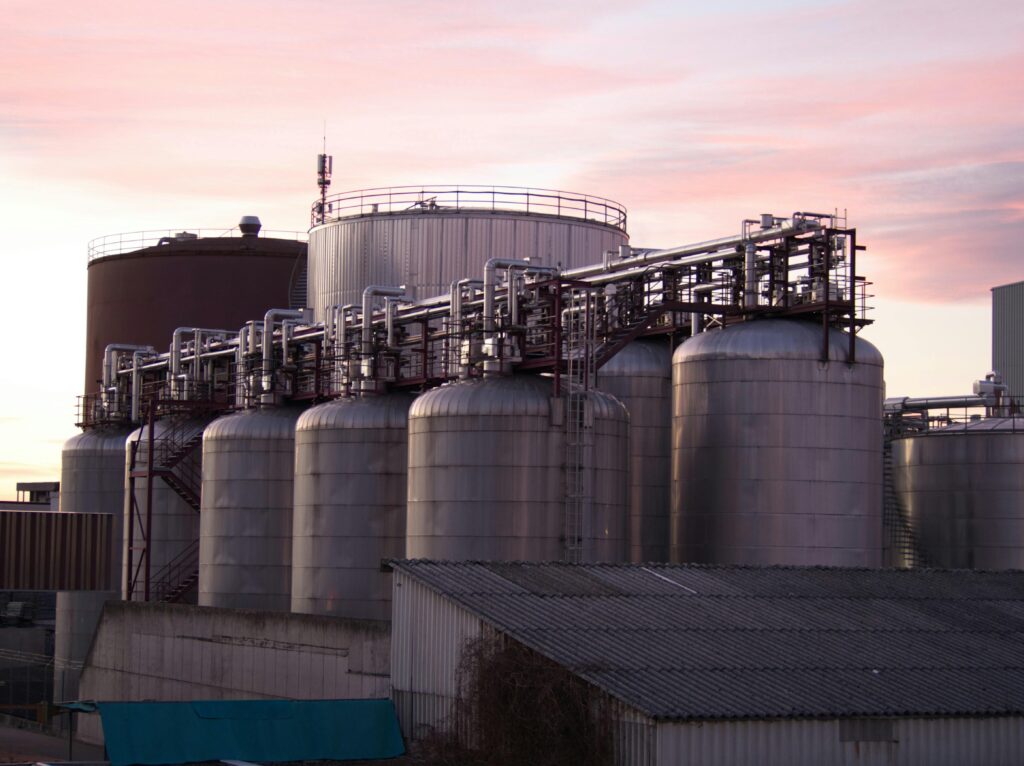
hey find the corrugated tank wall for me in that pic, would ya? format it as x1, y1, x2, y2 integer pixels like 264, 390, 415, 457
307, 212, 627, 319
992, 281, 1024, 400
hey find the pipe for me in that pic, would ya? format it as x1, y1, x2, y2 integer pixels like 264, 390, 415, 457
169, 328, 232, 397
236, 325, 250, 407
130, 347, 156, 422
744, 242, 757, 309
102, 344, 152, 391
361, 286, 406, 357
563, 217, 818, 281
484, 258, 532, 334
386, 298, 401, 349
262, 309, 306, 405
888, 395, 988, 412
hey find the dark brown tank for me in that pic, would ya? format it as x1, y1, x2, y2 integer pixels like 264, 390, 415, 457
84, 232, 306, 392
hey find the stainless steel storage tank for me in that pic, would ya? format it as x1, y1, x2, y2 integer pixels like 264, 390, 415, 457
406, 374, 629, 562
892, 417, 1024, 568
122, 418, 207, 602
307, 186, 628, 320
54, 427, 130, 703
199, 407, 302, 610
598, 339, 673, 563
291, 394, 414, 620
671, 319, 884, 567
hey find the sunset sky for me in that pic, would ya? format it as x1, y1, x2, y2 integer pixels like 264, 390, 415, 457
1, 0, 1022, 497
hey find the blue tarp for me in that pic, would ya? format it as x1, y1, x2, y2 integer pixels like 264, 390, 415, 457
96, 699, 405, 766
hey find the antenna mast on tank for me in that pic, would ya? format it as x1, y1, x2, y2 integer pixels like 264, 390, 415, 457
317, 129, 333, 225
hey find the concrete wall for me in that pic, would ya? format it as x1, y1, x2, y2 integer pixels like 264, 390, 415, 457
78, 601, 390, 745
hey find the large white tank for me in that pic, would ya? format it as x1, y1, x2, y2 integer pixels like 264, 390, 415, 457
123, 418, 206, 602
199, 407, 302, 610
892, 417, 1024, 568
291, 394, 414, 620
598, 339, 673, 562
406, 374, 629, 562
54, 427, 130, 703
308, 186, 628, 319
671, 319, 884, 567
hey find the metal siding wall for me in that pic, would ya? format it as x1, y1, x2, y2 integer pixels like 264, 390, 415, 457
0, 510, 112, 590
390, 571, 483, 740
651, 717, 1024, 766
993, 282, 1024, 400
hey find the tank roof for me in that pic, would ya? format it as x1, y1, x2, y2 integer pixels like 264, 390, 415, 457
313, 184, 627, 233
88, 226, 307, 263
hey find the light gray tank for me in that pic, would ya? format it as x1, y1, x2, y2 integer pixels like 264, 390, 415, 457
892, 417, 1024, 568
671, 319, 884, 567
308, 187, 628, 319
54, 427, 130, 703
406, 375, 629, 562
598, 339, 673, 563
291, 394, 414, 620
123, 418, 206, 602
199, 407, 302, 610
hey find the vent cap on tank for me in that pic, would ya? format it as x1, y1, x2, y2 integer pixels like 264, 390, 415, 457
239, 215, 262, 237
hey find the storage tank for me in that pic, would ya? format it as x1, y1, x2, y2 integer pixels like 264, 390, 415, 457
199, 407, 303, 610
123, 418, 207, 602
308, 186, 628, 320
85, 220, 306, 391
671, 319, 884, 567
598, 339, 673, 563
54, 427, 130, 702
406, 375, 629, 562
892, 417, 1024, 568
291, 394, 414, 620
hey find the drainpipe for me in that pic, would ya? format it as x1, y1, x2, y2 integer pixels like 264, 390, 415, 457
262, 309, 306, 405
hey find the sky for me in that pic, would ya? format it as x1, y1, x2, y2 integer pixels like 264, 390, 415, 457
1, 0, 1022, 497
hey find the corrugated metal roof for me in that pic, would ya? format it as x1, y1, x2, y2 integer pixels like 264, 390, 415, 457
391, 560, 1024, 721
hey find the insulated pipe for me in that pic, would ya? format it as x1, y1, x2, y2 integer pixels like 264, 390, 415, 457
130, 347, 156, 423
169, 328, 232, 397
744, 242, 758, 309
103, 344, 152, 391
563, 218, 818, 281
361, 286, 406, 357
262, 309, 306, 405
894, 396, 987, 412
385, 298, 401, 349
236, 325, 250, 407
484, 258, 533, 334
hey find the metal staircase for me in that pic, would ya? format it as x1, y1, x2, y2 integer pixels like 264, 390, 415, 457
126, 413, 207, 602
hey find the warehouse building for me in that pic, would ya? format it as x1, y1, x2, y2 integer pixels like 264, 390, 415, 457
391, 560, 1024, 766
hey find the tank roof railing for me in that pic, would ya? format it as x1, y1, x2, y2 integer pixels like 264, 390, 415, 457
88, 227, 308, 262
311, 185, 628, 232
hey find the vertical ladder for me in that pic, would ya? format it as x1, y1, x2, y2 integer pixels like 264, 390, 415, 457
563, 286, 597, 563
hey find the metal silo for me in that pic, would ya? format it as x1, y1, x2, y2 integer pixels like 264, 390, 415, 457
291, 394, 414, 620
671, 319, 884, 567
85, 219, 305, 392
406, 374, 629, 562
54, 427, 130, 702
307, 186, 628, 320
598, 339, 673, 563
199, 407, 303, 610
123, 418, 206, 602
892, 418, 1024, 568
